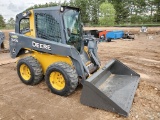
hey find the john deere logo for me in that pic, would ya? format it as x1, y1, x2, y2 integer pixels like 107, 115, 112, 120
11, 35, 18, 39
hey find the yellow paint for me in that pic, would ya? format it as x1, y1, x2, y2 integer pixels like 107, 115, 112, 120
49, 71, 65, 90
29, 10, 36, 37
24, 32, 31, 36
30, 51, 73, 74
84, 46, 88, 53
11, 35, 18, 39
84, 46, 91, 65
85, 61, 91, 66
20, 64, 31, 80
24, 10, 36, 37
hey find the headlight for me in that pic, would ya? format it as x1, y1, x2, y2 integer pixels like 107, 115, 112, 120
60, 7, 64, 12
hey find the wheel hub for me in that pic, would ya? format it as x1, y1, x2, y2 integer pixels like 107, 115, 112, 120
49, 72, 65, 90
20, 64, 31, 81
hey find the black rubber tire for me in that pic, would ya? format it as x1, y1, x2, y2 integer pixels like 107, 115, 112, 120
17, 56, 43, 85
1, 42, 4, 49
107, 38, 111, 42
100, 35, 105, 40
45, 62, 78, 96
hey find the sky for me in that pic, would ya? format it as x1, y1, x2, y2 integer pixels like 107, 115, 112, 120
0, 0, 66, 21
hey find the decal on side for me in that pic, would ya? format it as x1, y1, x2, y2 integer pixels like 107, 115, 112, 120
11, 35, 18, 42
32, 41, 51, 51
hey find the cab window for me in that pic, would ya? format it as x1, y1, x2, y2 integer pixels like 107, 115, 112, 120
20, 18, 30, 34
35, 13, 61, 42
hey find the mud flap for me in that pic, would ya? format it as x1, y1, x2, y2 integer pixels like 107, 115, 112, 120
80, 59, 140, 117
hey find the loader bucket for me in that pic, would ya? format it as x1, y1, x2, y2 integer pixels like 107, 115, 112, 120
80, 59, 140, 117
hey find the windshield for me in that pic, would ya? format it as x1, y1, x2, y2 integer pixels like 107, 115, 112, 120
64, 10, 82, 51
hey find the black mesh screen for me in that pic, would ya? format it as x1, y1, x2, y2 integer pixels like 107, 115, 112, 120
35, 13, 61, 42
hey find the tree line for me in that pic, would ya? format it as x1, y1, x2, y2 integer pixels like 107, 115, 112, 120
0, 0, 160, 28
25, 0, 160, 25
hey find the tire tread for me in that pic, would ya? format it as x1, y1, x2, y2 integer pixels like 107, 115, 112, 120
46, 62, 78, 96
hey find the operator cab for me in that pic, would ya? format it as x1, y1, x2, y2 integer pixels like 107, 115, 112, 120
15, 6, 83, 52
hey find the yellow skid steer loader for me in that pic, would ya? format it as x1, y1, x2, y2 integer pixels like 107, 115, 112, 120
9, 6, 140, 117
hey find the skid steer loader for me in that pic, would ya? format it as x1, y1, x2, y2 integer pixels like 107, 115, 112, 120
0, 31, 5, 52
9, 6, 140, 117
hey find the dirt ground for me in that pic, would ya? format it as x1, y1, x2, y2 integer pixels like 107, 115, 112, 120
0, 29, 160, 120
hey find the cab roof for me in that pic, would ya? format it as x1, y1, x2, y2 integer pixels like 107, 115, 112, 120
33, 6, 80, 11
